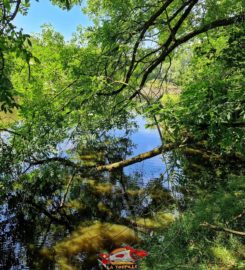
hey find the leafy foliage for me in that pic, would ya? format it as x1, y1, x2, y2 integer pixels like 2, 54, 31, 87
151, 25, 245, 157
143, 175, 245, 270
0, 1, 244, 269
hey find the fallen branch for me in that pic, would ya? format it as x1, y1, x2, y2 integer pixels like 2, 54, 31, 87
230, 211, 245, 223
200, 222, 245, 237
96, 142, 175, 171
24, 142, 244, 173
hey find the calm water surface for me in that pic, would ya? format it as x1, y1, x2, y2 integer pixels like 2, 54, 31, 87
0, 116, 166, 270
114, 116, 165, 180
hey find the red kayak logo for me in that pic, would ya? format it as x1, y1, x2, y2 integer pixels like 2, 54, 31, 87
98, 246, 148, 269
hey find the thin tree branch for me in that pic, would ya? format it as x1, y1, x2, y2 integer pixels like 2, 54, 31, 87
100, 11, 244, 100
9, 0, 21, 21
201, 222, 245, 237
134, 12, 245, 98
98, 0, 175, 96
0, 128, 26, 138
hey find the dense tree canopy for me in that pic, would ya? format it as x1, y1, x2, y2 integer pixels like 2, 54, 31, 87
0, 0, 244, 269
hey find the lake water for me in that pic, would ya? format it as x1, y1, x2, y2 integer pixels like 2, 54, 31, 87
0, 115, 167, 270
58, 115, 166, 180
112, 116, 165, 180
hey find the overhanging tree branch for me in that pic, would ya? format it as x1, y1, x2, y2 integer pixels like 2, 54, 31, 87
98, 0, 175, 96
135, 12, 245, 98
9, 0, 21, 21
99, 10, 244, 99
175, 12, 245, 47
0, 128, 27, 139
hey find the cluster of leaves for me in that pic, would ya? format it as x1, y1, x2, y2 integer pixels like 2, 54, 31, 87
147, 25, 245, 157
0, 0, 33, 111
0, 0, 80, 113
0, 0, 84, 112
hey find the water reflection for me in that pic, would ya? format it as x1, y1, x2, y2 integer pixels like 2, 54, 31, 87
112, 116, 166, 180
0, 117, 173, 269
1, 113, 244, 269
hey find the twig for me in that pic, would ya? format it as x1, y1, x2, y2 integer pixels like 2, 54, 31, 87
200, 222, 245, 237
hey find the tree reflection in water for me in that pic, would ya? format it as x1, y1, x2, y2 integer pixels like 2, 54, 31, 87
0, 130, 176, 269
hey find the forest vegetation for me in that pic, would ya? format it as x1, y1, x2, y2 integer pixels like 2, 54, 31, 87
0, 0, 244, 269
